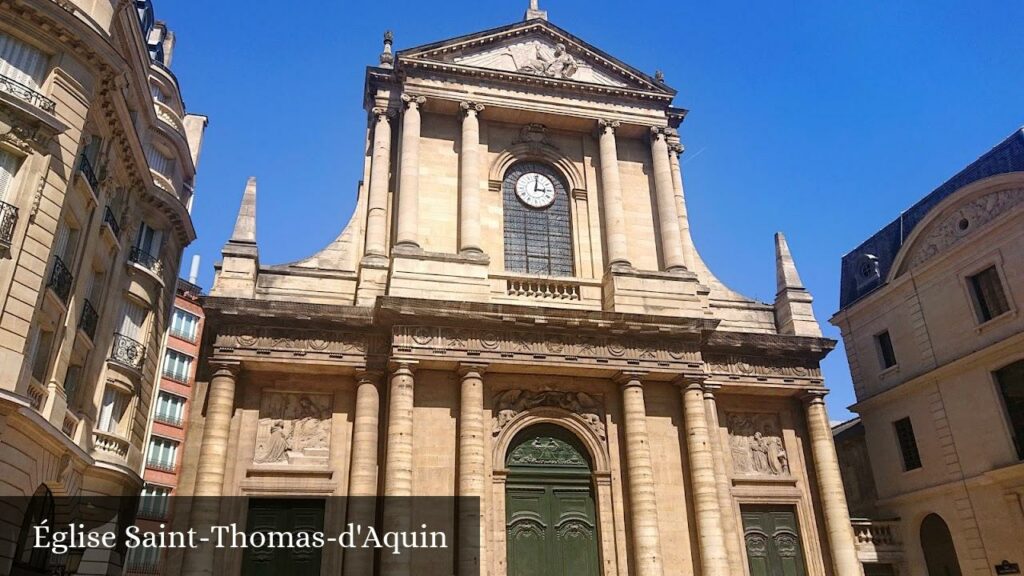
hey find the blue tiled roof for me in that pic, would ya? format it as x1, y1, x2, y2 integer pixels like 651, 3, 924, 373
839, 127, 1024, 310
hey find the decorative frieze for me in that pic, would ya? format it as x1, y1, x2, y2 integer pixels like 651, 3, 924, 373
214, 325, 380, 360
254, 392, 332, 466
705, 354, 821, 380
726, 412, 790, 477
493, 389, 605, 442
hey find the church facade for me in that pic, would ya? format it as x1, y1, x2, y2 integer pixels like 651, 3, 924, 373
180, 6, 861, 576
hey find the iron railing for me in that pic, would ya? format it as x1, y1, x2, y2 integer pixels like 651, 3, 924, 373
79, 299, 99, 340
0, 200, 17, 248
47, 256, 73, 305
176, 278, 202, 299
102, 205, 121, 238
145, 458, 175, 473
0, 74, 56, 113
153, 411, 183, 427
125, 558, 161, 574
110, 332, 145, 370
128, 246, 162, 274
78, 154, 99, 190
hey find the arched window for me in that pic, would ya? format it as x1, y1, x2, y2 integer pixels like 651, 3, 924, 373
15, 484, 54, 573
502, 161, 573, 277
995, 360, 1024, 459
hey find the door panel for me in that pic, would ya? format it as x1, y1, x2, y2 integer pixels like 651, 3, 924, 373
741, 505, 807, 576
551, 487, 599, 576
243, 498, 324, 576
507, 487, 550, 576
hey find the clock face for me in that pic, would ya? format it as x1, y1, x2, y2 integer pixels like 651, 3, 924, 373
515, 172, 556, 208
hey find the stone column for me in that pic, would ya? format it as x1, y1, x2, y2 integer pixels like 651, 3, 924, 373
381, 361, 416, 576
396, 94, 424, 249
617, 371, 664, 576
458, 363, 488, 576
459, 102, 485, 256
342, 370, 381, 576
803, 391, 862, 576
364, 107, 393, 259
700, 383, 742, 573
598, 119, 630, 267
680, 379, 729, 576
650, 127, 687, 272
181, 361, 239, 576
667, 139, 696, 271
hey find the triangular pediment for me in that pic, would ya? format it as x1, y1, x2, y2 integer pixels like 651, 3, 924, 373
397, 20, 675, 98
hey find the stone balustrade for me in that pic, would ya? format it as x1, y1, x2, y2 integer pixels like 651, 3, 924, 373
851, 519, 904, 565
92, 429, 130, 460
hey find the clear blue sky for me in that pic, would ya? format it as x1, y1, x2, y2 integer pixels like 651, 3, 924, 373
157, 0, 1024, 421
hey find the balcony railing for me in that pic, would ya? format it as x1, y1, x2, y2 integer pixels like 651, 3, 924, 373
92, 429, 130, 459
47, 256, 73, 305
79, 299, 99, 340
0, 200, 17, 249
102, 205, 121, 239
852, 519, 904, 564
110, 332, 146, 370
78, 154, 100, 191
125, 558, 161, 574
128, 246, 162, 274
153, 411, 183, 427
145, 459, 175, 473
0, 74, 56, 113
136, 499, 170, 521
176, 278, 202, 299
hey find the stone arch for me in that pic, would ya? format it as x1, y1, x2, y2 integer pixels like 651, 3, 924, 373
890, 172, 1024, 280
489, 142, 586, 193
493, 407, 610, 474
919, 513, 963, 576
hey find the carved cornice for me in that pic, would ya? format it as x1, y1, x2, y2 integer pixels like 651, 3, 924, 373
704, 353, 822, 381
213, 324, 383, 364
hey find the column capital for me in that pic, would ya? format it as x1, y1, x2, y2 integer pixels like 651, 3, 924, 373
457, 362, 489, 378
614, 370, 648, 388
371, 106, 395, 120
209, 359, 241, 377
401, 93, 426, 108
701, 381, 722, 396
355, 368, 383, 384
598, 118, 621, 132
801, 389, 828, 405
668, 142, 685, 155
389, 359, 418, 375
673, 373, 707, 391
459, 101, 485, 115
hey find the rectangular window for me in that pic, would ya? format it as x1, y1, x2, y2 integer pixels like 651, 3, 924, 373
30, 329, 53, 383
97, 387, 128, 434
876, 330, 897, 369
126, 534, 161, 570
170, 307, 199, 341
146, 437, 178, 471
0, 32, 48, 89
63, 364, 82, 407
135, 221, 163, 259
0, 149, 21, 202
138, 484, 171, 519
144, 144, 176, 181
119, 298, 148, 341
968, 266, 1010, 322
996, 361, 1024, 460
162, 349, 192, 383
154, 391, 186, 425
893, 417, 922, 471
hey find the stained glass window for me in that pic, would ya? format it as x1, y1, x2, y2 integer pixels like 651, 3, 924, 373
503, 162, 573, 277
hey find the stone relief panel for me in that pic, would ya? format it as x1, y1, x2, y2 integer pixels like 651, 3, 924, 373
214, 325, 383, 361
254, 392, 332, 466
493, 389, 606, 444
726, 412, 790, 477
704, 354, 821, 380
452, 36, 626, 86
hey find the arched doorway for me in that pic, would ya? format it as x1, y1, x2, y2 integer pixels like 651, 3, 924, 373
13, 484, 54, 575
920, 513, 962, 576
505, 423, 599, 576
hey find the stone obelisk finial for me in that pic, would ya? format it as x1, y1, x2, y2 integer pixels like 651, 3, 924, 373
773, 232, 822, 337
525, 0, 548, 21
212, 177, 259, 298
379, 30, 394, 69
230, 176, 257, 245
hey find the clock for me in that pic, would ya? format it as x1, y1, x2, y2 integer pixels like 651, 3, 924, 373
515, 172, 556, 208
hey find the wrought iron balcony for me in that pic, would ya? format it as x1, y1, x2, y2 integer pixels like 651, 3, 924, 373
79, 299, 99, 340
0, 74, 56, 113
110, 332, 146, 370
145, 458, 175, 473
47, 256, 73, 305
153, 411, 183, 427
78, 154, 99, 190
102, 205, 121, 239
175, 278, 202, 299
0, 200, 17, 249
128, 246, 162, 275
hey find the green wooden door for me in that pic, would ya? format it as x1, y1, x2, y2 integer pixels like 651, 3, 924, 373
242, 498, 324, 576
741, 505, 807, 576
506, 425, 599, 576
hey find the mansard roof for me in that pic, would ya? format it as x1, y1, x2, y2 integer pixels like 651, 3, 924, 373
838, 127, 1024, 309
394, 18, 677, 101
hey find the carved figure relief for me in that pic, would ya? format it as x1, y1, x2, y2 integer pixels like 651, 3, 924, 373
254, 392, 332, 466
727, 412, 790, 476
451, 37, 626, 86
907, 188, 1024, 269
493, 389, 605, 443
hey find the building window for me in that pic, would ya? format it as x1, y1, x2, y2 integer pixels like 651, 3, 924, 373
63, 364, 82, 407
138, 484, 171, 520
144, 143, 176, 181
170, 307, 199, 341
29, 329, 54, 384
119, 298, 149, 341
502, 161, 574, 277
97, 386, 129, 435
162, 349, 192, 383
996, 361, 1024, 460
125, 540, 161, 572
0, 32, 49, 89
875, 330, 897, 370
0, 148, 21, 202
154, 391, 186, 426
146, 437, 178, 472
968, 266, 1010, 323
893, 417, 922, 471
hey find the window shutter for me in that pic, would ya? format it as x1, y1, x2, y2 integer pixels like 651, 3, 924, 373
120, 299, 147, 340
0, 32, 48, 89
0, 149, 20, 202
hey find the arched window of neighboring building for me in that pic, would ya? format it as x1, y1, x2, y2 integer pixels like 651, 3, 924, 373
502, 161, 573, 277
15, 484, 54, 573
920, 513, 962, 576
995, 360, 1024, 460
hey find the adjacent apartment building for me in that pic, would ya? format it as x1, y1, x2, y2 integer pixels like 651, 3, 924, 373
832, 129, 1024, 576
0, 0, 205, 573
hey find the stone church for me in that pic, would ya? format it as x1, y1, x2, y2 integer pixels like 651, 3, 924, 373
179, 4, 862, 576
